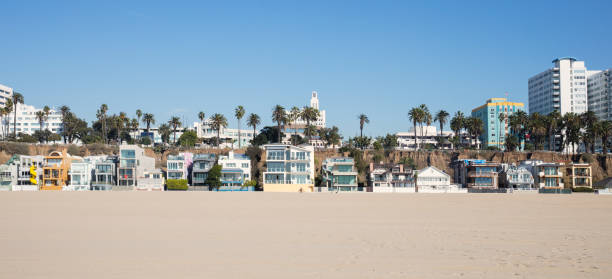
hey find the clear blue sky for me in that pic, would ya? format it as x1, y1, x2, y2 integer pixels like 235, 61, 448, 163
1, 0, 611, 138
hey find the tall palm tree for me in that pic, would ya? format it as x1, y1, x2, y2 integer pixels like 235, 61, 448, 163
158, 123, 171, 144
59, 105, 70, 143
420, 104, 432, 140
562, 112, 581, 153
11, 92, 24, 139
35, 110, 48, 142
117, 112, 128, 143
289, 107, 301, 145
130, 118, 139, 135
210, 113, 228, 148
97, 104, 108, 143
545, 111, 561, 152
581, 111, 598, 153
434, 110, 449, 138
142, 113, 155, 133
450, 111, 464, 149
301, 106, 319, 141
198, 111, 206, 124
498, 112, 507, 150
408, 107, 424, 150
272, 105, 286, 143
168, 116, 182, 144
235, 105, 246, 149
0, 106, 8, 140
466, 117, 483, 149
247, 113, 260, 142
597, 120, 612, 155
358, 114, 369, 139
135, 109, 142, 130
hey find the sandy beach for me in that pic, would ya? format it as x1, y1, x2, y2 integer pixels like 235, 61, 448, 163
0, 192, 610, 279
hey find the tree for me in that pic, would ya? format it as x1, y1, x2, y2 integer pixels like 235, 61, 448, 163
358, 114, 369, 140
168, 116, 182, 144
11, 92, 24, 139
205, 164, 222, 190
420, 104, 432, 140
450, 111, 464, 149
505, 134, 519, 151
545, 111, 561, 151
561, 113, 581, 153
289, 107, 301, 145
142, 113, 155, 133
301, 106, 319, 141
59, 105, 70, 143
272, 105, 286, 143
0, 106, 10, 140
130, 118, 139, 134
178, 130, 198, 147
135, 109, 142, 130
581, 111, 598, 153
408, 107, 424, 150
97, 104, 108, 144
35, 110, 48, 142
434, 110, 449, 139
466, 117, 483, 149
498, 112, 506, 150
158, 124, 171, 144
597, 120, 612, 155
234, 105, 246, 149
247, 113, 260, 143
210, 113, 227, 148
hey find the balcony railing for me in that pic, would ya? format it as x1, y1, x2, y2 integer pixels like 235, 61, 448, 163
468, 171, 497, 177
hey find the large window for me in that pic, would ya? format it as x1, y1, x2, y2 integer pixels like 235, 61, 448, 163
267, 162, 285, 172
121, 149, 136, 158
267, 151, 284, 160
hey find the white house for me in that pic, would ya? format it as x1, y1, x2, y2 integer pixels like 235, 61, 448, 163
416, 166, 465, 193
367, 163, 415, 193
218, 151, 251, 189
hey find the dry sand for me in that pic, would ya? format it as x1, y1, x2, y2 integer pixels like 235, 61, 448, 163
0, 192, 610, 279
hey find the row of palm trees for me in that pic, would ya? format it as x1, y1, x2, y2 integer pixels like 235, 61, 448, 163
194, 107, 262, 149
272, 105, 320, 144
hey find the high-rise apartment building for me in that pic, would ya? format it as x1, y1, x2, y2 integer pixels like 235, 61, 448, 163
528, 58, 588, 115
587, 69, 611, 121
471, 98, 525, 150
0, 84, 13, 108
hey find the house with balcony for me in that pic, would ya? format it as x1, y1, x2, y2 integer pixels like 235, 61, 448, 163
520, 160, 565, 189
218, 151, 252, 191
321, 157, 359, 192
66, 156, 107, 191
452, 159, 500, 189
191, 154, 216, 189
415, 166, 465, 193
92, 156, 117, 191
116, 143, 156, 190
136, 170, 164, 191
166, 153, 193, 182
41, 149, 80, 190
0, 163, 17, 191
263, 144, 315, 192
500, 165, 534, 189
10, 155, 44, 191
565, 163, 592, 189
367, 163, 414, 192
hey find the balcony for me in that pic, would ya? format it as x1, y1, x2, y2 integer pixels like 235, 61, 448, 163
468, 171, 497, 177
553, 67, 560, 71
553, 74, 560, 78
553, 79, 560, 84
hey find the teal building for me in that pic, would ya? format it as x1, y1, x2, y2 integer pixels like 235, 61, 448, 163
471, 98, 525, 150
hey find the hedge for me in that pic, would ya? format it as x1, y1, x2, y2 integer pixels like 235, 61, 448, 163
572, 187, 594, 193
167, 179, 188, 190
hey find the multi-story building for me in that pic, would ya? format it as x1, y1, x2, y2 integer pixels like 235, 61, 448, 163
500, 165, 534, 189
0, 104, 63, 136
565, 163, 592, 188
0, 83, 13, 108
10, 155, 43, 191
396, 126, 454, 150
0, 163, 17, 191
116, 144, 156, 189
321, 157, 359, 192
218, 151, 252, 189
452, 159, 500, 189
471, 98, 525, 150
41, 150, 79, 190
367, 163, 414, 192
587, 69, 611, 121
91, 157, 117, 191
287, 91, 327, 129
67, 161, 92, 191
529, 57, 588, 116
191, 154, 216, 187
137, 170, 164, 191
263, 144, 315, 192
193, 120, 256, 149
521, 160, 565, 189
415, 166, 464, 193
166, 153, 193, 181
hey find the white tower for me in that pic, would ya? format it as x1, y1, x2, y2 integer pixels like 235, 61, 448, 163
310, 91, 319, 110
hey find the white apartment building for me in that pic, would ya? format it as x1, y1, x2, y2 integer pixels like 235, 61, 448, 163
528, 57, 588, 115
218, 151, 251, 186
0, 103, 63, 136
396, 126, 455, 150
289, 91, 327, 128
587, 69, 611, 121
193, 119, 256, 149
262, 144, 315, 192
0, 84, 13, 108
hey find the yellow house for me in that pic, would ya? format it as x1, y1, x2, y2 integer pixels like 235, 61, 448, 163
41, 149, 80, 190
565, 163, 592, 188
262, 144, 315, 192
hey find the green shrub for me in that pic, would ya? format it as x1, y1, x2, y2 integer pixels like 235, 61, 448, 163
166, 179, 188, 190
572, 187, 594, 192
581, 153, 594, 163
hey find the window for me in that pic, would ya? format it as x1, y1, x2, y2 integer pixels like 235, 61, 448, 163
241, 163, 249, 168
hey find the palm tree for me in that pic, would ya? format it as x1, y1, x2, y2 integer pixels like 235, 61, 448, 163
234, 105, 246, 149
408, 107, 424, 150
247, 113, 260, 142
210, 113, 228, 148
597, 120, 612, 155
434, 110, 449, 138
581, 111, 598, 153
0, 106, 8, 140
135, 109, 142, 130
158, 123, 171, 144
420, 104, 432, 140
466, 117, 483, 149
117, 112, 128, 143
301, 106, 320, 141
130, 118, 139, 135
198, 111, 206, 124
168, 116, 182, 144
289, 107, 301, 145
35, 110, 48, 142
450, 111, 464, 149
272, 105, 286, 143
59, 105, 70, 143
97, 104, 108, 143
562, 112, 581, 153
545, 111, 561, 152
358, 114, 369, 139
11, 92, 24, 139
498, 112, 507, 150
142, 113, 155, 133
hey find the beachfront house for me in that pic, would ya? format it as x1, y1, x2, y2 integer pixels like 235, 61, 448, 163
116, 143, 156, 190
166, 153, 193, 182
91, 157, 117, 191
41, 150, 80, 190
452, 159, 500, 189
321, 157, 359, 191
415, 166, 464, 193
520, 160, 565, 189
263, 144, 315, 192
191, 154, 216, 189
137, 170, 164, 191
11, 155, 43, 191
565, 163, 592, 189
500, 165, 534, 189
367, 163, 414, 192
218, 151, 252, 191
